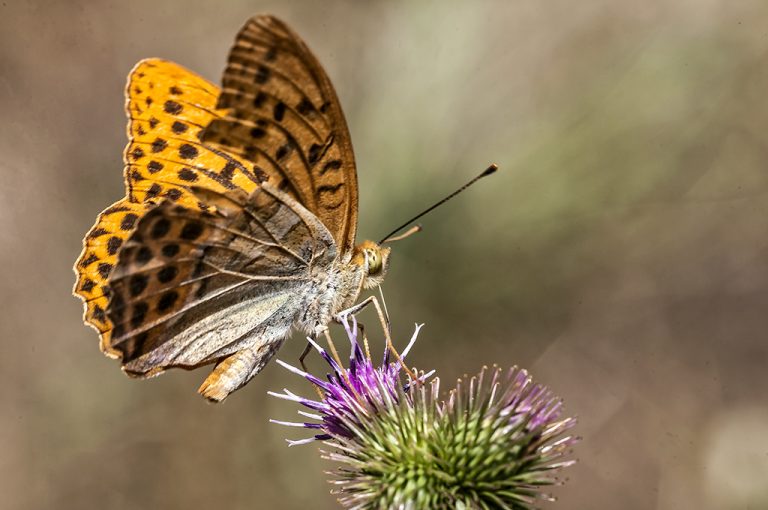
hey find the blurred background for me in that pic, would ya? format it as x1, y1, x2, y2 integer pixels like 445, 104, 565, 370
2, 0, 768, 508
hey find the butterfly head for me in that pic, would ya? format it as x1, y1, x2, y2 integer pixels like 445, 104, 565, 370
354, 240, 391, 289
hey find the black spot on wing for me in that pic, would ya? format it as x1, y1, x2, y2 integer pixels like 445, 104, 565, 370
104, 205, 132, 215
121, 214, 138, 230
164, 100, 183, 115
107, 236, 123, 255
220, 162, 236, 182
92, 305, 106, 323
253, 166, 268, 183
164, 188, 182, 201
147, 161, 164, 173
178, 168, 198, 182
254, 65, 270, 84
157, 291, 179, 312
157, 266, 178, 283
80, 253, 98, 268
296, 97, 315, 116
318, 183, 344, 194
88, 228, 108, 239
171, 121, 188, 134
145, 183, 162, 200
273, 101, 286, 122
129, 274, 149, 297
320, 160, 342, 175
131, 147, 144, 161
151, 138, 167, 153
180, 221, 203, 241
162, 244, 180, 258
179, 144, 198, 160
150, 217, 171, 238
275, 143, 292, 161
97, 263, 113, 279
253, 91, 267, 108
131, 301, 148, 328
308, 144, 322, 165
136, 246, 152, 266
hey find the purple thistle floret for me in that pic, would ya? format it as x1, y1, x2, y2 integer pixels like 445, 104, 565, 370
269, 316, 429, 446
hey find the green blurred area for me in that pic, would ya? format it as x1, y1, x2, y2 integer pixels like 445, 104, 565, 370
2, 1, 768, 508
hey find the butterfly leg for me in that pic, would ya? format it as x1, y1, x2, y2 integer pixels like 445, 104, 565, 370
298, 340, 314, 373
298, 333, 336, 400
296, 329, 345, 371
336, 296, 388, 333
336, 296, 416, 380
298, 332, 342, 371
198, 342, 281, 402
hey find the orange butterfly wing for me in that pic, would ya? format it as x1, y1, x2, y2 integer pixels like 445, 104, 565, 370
200, 15, 359, 253
74, 199, 153, 357
122, 59, 266, 203
74, 59, 268, 356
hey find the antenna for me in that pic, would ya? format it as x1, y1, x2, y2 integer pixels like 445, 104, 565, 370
379, 163, 498, 244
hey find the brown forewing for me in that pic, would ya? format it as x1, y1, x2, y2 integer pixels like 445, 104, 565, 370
200, 14, 359, 253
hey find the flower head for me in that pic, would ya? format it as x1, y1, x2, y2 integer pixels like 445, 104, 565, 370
269, 316, 429, 445
270, 318, 578, 509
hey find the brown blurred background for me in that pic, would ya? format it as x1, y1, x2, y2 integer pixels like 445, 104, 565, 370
2, 0, 768, 508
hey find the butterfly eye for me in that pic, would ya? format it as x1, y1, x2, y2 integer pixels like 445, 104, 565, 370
366, 249, 382, 275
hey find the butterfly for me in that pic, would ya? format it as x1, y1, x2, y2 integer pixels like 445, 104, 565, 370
73, 15, 394, 402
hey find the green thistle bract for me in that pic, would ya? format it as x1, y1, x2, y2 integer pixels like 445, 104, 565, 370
270, 317, 577, 509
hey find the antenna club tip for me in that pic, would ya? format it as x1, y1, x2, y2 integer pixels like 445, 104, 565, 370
482, 164, 499, 177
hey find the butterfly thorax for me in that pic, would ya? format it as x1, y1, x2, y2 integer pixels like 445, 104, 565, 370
296, 241, 389, 336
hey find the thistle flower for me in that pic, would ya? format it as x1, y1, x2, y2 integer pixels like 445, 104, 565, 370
270, 318, 578, 509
